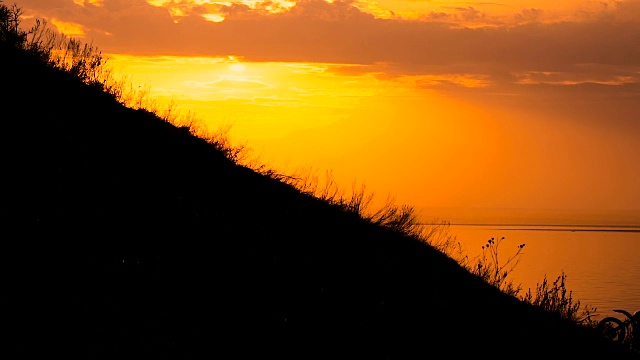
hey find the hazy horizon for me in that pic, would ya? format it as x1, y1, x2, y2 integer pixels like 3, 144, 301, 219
418, 206, 640, 226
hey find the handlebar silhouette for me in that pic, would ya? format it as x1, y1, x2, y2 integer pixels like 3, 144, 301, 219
597, 309, 639, 351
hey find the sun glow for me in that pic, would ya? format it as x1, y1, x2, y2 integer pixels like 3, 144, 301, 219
103, 49, 640, 214
17, 0, 640, 226
104, 54, 505, 211
229, 63, 246, 72
146, 0, 297, 22
73, 0, 104, 7
50, 19, 86, 37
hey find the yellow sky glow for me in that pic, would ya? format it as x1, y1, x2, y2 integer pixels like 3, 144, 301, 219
105, 51, 640, 216
146, 0, 297, 22
73, 0, 104, 7
106, 55, 403, 139
102, 54, 581, 214
18, 0, 640, 220
51, 18, 86, 37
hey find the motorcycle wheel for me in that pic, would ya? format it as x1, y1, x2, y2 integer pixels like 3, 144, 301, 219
597, 317, 626, 343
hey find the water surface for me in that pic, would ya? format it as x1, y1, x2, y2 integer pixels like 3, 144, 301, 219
445, 224, 640, 321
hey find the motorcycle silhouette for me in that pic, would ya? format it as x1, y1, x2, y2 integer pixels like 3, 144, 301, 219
597, 309, 639, 351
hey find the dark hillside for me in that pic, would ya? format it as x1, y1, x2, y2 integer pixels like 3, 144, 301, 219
1, 41, 637, 359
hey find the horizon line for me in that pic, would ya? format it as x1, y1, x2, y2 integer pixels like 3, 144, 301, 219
420, 223, 640, 232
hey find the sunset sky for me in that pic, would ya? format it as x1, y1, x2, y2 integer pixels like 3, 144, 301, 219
19, 0, 640, 224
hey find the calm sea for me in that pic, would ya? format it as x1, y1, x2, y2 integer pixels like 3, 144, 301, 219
441, 224, 640, 321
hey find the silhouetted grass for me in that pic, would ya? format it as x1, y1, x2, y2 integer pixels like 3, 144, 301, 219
1, 2, 437, 242
435, 232, 599, 325
523, 272, 599, 327
2, 0, 604, 325
1, 3, 635, 358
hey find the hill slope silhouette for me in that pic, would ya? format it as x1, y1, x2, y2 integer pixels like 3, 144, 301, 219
2, 37, 637, 360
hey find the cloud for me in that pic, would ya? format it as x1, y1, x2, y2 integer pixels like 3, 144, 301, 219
50, 18, 86, 36
73, 0, 104, 6
513, 8, 543, 24
445, 6, 488, 22
514, 65, 640, 86
208, 76, 273, 89
18, 1, 638, 57
18, 0, 640, 99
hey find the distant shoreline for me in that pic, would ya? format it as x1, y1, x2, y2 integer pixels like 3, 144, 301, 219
418, 207, 640, 230
437, 224, 640, 233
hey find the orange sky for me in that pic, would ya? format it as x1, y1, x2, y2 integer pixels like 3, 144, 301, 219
19, 0, 640, 223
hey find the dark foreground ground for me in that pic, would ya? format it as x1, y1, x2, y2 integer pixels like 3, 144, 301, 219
2, 45, 638, 360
